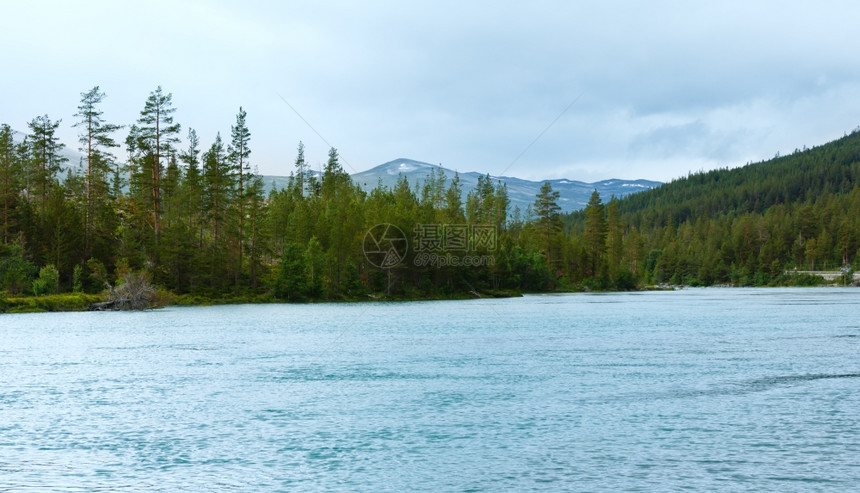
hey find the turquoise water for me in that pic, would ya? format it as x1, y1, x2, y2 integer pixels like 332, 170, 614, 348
1, 288, 859, 491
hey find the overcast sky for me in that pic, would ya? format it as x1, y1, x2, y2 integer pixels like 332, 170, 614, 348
3, 0, 860, 182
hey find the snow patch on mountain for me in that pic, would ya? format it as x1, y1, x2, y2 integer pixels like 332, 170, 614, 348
262, 158, 660, 213
350, 159, 660, 213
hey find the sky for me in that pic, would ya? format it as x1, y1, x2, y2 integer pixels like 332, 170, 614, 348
3, 0, 860, 183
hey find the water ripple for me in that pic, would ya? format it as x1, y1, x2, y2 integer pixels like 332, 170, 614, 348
1, 288, 860, 491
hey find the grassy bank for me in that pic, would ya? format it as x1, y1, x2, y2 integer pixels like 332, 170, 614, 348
0, 288, 522, 314
170, 288, 522, 306
1, 293, 105, 313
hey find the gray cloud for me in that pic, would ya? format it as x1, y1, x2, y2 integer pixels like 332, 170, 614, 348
2, 1, 860, 183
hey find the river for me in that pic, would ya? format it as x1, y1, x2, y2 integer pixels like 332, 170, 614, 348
1, 288, 858, 491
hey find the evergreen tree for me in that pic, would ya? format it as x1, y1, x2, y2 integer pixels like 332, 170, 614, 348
605, 199, 624, 280
321, 147, 349, 200
305, 236, 324, 297
127, 86, 181, 250
274, 242, 308, 301
246, 173, 267, 289
26, 115, 67, 213
466, 174, 496, 224
319, 147, 362, 294
73, 86, 121, 259
443, 172, 465, 223
0, 242, 36, 294
583, 190, 607, 278
294, 141, 307, 199
162, 152, 182, 229
201, 133, 234, 287
202, 133, 232, 243
228, 107, 251, 259
0, 125, 22, 243
41, 187, 84, 287
534, 181, 561, 265
179, 128, 203, 244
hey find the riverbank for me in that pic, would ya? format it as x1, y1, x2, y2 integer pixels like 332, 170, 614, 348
0, 289, 523, 313
5, 281, 856, 314
0, 293, 104, 313
170, 288, 522, 307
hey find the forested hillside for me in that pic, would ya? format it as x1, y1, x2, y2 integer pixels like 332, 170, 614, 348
565, 130, 860, 287
2, 86, 859, 304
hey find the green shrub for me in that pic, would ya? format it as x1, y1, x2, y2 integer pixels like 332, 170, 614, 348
72, 265, 83, 293
1, 293, 102, 313
32, 264, 60, 296
0, 244, 36, 295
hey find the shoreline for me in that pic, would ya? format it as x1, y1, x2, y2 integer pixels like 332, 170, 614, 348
3, 283, 858, 314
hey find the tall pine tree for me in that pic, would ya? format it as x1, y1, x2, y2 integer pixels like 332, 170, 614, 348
228, 107, 251, 260
27, 115, 67, 213
534, 181, 561, 266
73, 86, 121, 260
294, 141, 307, 199
583, 189, 607, 278
127, 86, 181, 252
0, 125, 22, 243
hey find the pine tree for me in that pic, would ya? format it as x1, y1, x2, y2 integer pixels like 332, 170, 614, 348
73, 86, 121, 259
127, 86, 181, 249
179, 128, 203, 245
228, 107, 251, 259
202, 133, 232, 247
27, 115, 67, 213
0, 125, 22, 243
304, 236, 324, 297
466, 174, 496, 223
605, 199, 624, 279
534, 181, 561, 265
584, 190, 607, 278
41, 187, 84, 287
321, 147, 348, 200
443, 172, 465, 223
246, 173, 266, 289
274, 242, 308, 301
493, 181, 509, 231
162, 152, 182, 229
294, 141, 307, 199
201, 133, 236, 289
320, 147, 360, 294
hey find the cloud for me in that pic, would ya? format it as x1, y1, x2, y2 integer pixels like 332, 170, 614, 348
2, 0, 860, 183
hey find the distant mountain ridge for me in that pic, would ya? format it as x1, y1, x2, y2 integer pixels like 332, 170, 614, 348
9, 125, 659, 212
265, 158, 660, 213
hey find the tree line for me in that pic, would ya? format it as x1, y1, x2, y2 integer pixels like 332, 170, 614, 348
1, 86, 859, 301
0, 86, 552, 299
562, 130, 860, 287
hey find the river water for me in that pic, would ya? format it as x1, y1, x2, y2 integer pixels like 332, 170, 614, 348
1, 288, 859, 491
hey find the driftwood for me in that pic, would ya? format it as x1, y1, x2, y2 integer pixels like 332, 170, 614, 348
89, 272, 155, 311
89, 301, 116, 311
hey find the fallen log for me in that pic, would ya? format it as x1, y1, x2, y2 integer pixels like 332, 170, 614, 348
89, 300, 116, 311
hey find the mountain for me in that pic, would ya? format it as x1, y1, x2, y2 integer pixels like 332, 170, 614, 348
265, 158, 660, 213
